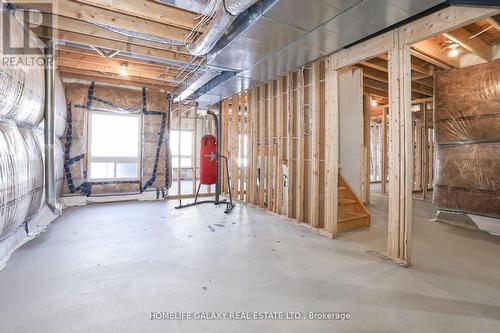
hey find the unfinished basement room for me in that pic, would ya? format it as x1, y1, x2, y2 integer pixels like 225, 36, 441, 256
1, 1, 499, 332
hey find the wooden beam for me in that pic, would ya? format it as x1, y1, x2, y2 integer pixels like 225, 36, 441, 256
35, 28, 192, 64
412, 39, 461, 68
387, 32, 413, 266
364, 77, 430, 99
38, 14, 189, 55
239, 93, 245, 202
267, 81, 274, 211
221, 100, 230, 195
58, 67, 175, 90
60, 72, 172, 91
258, 84, 265, 207
380, 107, 388, 195
23, 0, 191, 41
296, 70, 305, 223
231, 94, 240, 201
485, 17, 500, 32
57, 50, 178, 77
323, 57, 339, 238
57, 45, 180, 71
310, 61, 321, 228
251, 87, 259, 205
73, 0, 200, 30
443, 28, 492, 61
286, 72, 294, 219
410, 49, 451, 70
276, 76, 284, 214
377, 54, 433, 77
359, 65, 433, 94
362, 93, 371, 204
57, 58, 176, 82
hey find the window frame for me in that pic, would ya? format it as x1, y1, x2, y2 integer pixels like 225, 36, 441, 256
170, 129, 194, 169
87, 109, 142, 182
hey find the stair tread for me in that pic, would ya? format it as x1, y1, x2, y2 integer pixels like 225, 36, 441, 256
339, 198, 357, 205
338, 186, 348, 191
339, 211, 368, 223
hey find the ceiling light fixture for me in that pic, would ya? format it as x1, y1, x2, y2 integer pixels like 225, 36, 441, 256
371, 99, 378, 107
119, 64, 128, 76
448, 43, 460, 57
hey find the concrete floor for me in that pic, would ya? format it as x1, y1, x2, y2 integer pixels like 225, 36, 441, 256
1, 189, 500, 332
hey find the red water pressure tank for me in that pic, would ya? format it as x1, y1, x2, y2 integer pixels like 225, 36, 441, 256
199, 134, 217, 185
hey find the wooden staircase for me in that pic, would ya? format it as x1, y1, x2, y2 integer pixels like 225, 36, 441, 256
338, 176, 370, 232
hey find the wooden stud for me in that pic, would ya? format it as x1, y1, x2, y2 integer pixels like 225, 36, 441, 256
252, 87, 260, 205
73, 0, 200, 31
276, 77, 284, 214
296, 69, 305, 222
239, 94, 245, 201
387, 31, 413, 265
246, 90, 253, 203
362, 93, 371, 204
381, 107, 388, 195
323, 58, 339, 238
286, 72, 295, 219
267, 81, 274, 211
231, 95, 240, 200
310, 62, 321, 228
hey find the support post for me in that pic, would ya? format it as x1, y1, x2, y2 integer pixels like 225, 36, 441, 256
311, 62, 321, 227
387, 31, 413, 265
323, 58, 339, 238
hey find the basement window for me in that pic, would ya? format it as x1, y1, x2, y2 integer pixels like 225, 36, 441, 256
88, 111, 141, 180
170, 130, 193, 168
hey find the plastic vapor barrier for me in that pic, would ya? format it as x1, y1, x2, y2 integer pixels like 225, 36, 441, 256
433, 58, 500, 218
63, 83, 171, 197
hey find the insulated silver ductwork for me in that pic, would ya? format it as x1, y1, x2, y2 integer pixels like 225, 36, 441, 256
186, 0, 257, 56
224, 0, 257, 16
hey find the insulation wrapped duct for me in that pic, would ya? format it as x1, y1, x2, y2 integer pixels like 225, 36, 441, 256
433, 59, 500, 218
224, 0, 257, 15
0, 5, 66, 247
0, 6, 48, 241
19, 128, 44, 222
186, 0, 257, 56
0, 123, 31, 240
0, 8, 45, 127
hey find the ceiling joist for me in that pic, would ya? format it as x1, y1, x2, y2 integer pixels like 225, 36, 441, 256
59, 67, 175, 91
72, 0, 201, 31
34, 27, 194, 64
24, 0, 191, 42
443, 28, 492, 61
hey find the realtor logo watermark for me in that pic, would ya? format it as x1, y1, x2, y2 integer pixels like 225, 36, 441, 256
1, 1, 56, 68
149, 311, 352, 321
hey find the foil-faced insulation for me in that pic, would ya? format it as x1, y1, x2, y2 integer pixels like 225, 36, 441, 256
0, 6, 66, 241
186, 0, 257, 56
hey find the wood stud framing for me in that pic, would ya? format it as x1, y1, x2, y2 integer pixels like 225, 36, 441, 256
216, 7, 499, 267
